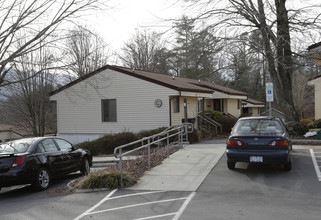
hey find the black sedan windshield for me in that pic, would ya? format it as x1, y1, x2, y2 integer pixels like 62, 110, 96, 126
232, 119, 284, 136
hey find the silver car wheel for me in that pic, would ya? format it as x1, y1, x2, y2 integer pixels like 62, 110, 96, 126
39, 169, 50, 188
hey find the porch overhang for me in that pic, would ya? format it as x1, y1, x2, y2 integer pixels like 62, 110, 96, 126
210, 90, 247, 100
180, 91, 213, 98
242, 103, 265, 108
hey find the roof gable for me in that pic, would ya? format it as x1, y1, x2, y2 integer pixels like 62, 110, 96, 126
242, 98, 265, 105
49, 65, 247, 97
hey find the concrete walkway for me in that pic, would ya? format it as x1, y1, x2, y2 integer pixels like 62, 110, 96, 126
129, 144, 226, 191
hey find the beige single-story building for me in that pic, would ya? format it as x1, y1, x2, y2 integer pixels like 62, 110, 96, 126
242, 98, 265, 116
50, 65, 248, 144
308, 75, 321, 120
308, 42, 321, 120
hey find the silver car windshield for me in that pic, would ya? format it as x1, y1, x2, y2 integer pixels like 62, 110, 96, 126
233, 119, 284, 135
0, 140, 32, 154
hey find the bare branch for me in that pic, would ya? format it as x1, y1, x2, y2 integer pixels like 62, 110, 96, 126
0, 0, 103, 86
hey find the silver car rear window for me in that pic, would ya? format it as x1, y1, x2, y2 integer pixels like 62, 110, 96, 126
233, 119, 284, 135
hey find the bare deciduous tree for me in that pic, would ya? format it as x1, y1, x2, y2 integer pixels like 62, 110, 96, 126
1, 44, 58, 136
186, 0, 321, 121
0, 0, 102, 86
120, 29, 170, 74
63, 25, 110, 79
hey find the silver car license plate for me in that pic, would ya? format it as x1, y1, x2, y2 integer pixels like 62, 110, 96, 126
250, 156, 263, 162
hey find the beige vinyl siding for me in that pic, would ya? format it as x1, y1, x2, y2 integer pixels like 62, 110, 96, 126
171, 96, 198, 125
51, 69, 177, 136
247, 106, 263, 116
252, 107, 260, 116
205, 99, 213, 110
310, 77, 321, 120
226, 99, 241, 118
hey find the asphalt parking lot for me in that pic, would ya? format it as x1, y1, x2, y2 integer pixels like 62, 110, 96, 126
1, 143, 321, 220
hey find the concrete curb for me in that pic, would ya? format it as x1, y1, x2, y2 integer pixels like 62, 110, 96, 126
292, 139, 321, 145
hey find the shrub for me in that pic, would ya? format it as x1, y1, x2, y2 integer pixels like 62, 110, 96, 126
204, 110, 223, 121
285, 121, 309, 136
314, 119, 321, 128
77, 170, 135, 189
77, 124, 200, 156
307, 119, 321, 129
78, 132, 139, 156
300, 119, 313, 125
308, 122, 316, 129
216, 116, 238, 133
137, 127, 167, 139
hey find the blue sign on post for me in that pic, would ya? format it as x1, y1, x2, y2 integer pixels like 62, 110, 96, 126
266, 82, 273, 117
266, 82, 274, 102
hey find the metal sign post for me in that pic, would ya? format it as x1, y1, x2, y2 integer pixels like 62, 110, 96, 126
184, 98, 187, 123
266, 82, 274, 117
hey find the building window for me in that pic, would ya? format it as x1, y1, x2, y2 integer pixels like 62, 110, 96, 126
173, 97, 180, 113
102, 99, 117, 122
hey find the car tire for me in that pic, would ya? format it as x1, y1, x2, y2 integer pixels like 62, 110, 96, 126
33, 167, 51, 191
80, 158, 90, 176
284, 160, 292, 171
227, 161, 236, 170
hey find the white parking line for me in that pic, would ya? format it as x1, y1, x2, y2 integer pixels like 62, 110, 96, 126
89, 197, 188, 215
173, 192, 196, 220
310, 149, 321, 181
73, 189, 118, 220
74, 190, 195, 220
132, 212, 177, 220
105, 190, 166, 201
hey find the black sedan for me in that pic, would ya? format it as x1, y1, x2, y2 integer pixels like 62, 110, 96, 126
226, 116, 292, 171
0, 137, 92, 191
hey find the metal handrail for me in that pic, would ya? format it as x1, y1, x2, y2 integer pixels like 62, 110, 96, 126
223, 112, 237, 119
113, 123, 193, 183
198, 114, 222, 134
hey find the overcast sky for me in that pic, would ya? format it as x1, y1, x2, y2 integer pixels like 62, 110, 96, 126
80, 0, 320, 60
84, 0, 185, 53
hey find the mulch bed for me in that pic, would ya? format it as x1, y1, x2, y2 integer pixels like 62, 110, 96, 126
49, 147, 179, 193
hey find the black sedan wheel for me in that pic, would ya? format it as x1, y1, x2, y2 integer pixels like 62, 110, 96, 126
80, 158, 90, 176
33, 167, 51, 191
284, 160, 292, 171
227, 161, 236, 170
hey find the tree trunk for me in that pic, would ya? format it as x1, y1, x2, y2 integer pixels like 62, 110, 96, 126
273, 0, 299, 121
257, 0, 298, 121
